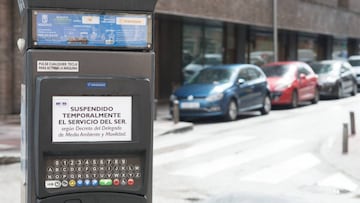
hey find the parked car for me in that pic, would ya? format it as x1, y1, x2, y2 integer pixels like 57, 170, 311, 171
348, 55, 360, 88
261, 61, 319, 108
310, 60, 357, 98
170, 64, 271, 121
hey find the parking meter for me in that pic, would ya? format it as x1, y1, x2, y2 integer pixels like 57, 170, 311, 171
18, 1, 157, 203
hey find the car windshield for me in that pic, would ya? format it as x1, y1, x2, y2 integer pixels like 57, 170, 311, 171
189, 68, 234, 84
261, 65, 292, 78
311, 63, 336, 74
349, 59, 360, 67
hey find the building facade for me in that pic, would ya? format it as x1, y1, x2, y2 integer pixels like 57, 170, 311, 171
1, 0, 360, 115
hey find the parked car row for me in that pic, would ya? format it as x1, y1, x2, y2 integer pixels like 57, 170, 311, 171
170, 59, 358, 122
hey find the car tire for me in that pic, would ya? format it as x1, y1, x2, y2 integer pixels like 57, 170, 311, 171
224, 99, 238, 121
336, 84, 343, 99
311, 88, 319, 104
260, 95, 271, 115
351, 83, 357, 96
290, 90, 299, 108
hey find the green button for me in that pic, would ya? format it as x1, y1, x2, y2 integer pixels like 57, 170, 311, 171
99, 179, 112, 186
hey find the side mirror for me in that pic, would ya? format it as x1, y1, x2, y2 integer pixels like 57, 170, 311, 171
300, 73, 306, 80
237, 78, 246, 85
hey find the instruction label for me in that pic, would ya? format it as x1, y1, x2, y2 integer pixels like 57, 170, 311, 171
52, 96, 132, 142
37, 60, 79, 72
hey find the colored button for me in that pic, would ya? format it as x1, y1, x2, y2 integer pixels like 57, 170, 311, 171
113, 179, 120, 186
127, 178, 135, 186
92, 179, 98, 186
99, 179, 112, 186
69, 180, 76, 187
84, 179, 91, 186
77, 179, 83, 187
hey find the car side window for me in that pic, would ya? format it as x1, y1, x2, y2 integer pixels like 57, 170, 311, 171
238, 69, 251, 81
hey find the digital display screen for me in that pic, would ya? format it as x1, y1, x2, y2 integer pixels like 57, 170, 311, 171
33, 10, 151, 48
52, 96, 132, 143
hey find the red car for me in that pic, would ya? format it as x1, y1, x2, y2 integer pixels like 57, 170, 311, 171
261, 61, 319, 108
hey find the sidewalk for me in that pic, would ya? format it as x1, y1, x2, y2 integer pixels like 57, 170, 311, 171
0, 105, 193, 163
320, 131, 360, 183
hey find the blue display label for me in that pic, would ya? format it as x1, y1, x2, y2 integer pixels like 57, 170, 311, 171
34, 11, 150, 48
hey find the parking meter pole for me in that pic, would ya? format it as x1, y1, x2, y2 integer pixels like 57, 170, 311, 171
343, 123, 349, 154
350, 111, 356, 136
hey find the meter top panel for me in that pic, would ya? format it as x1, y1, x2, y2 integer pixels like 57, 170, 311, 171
22, 0, 157, 12
32, 10, 153, 50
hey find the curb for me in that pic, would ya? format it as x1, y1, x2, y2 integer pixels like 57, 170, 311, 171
0, 156, 20, 165
156, 123, 194, 136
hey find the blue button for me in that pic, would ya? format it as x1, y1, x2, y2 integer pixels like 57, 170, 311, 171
77, 180, 83, 187
84, 179, 91, 186
92, 179, 98, 186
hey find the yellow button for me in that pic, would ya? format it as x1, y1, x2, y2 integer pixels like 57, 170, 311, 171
69, 180, 76, 187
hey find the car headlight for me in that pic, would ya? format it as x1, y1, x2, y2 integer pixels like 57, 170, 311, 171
274, 81, 292, 91
206, 93, 224, 102
170, 94, 177, 101
325, 76, 337, 84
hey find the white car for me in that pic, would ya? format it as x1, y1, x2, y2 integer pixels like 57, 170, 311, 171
348, 55, 360, 88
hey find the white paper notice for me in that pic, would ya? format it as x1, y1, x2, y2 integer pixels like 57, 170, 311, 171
52, 96, 132, 143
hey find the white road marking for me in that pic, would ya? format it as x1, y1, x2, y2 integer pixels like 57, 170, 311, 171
317, 173, 359, 192
0, 144, 13, 150
239, 153, 320, 184
154, 136, 255, 166
172, 139, 303, 178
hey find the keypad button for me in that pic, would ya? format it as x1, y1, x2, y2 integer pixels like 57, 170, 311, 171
47, 167, 54, 173
99, 179, 112, 186
69, 180, 76, 187
113, 179, 120, 186
120, 159, 127, 165
45, 180, 61, 189
61, 159, 69, 166
69, 159, 75, 166
77, 179, 83, 187
92, 179, 98, 186
54, 160, 61, 167
62, 180, 69, 187
76, 159, 82, 166
91, 159, 98, 166
84, 179, 91, 186
127, 178, 135, 186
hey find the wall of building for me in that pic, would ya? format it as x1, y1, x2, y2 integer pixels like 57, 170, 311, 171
155, 0, 360, 37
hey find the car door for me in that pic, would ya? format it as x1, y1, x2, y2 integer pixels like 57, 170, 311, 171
246, 66, 266, 108
297, 64, 316, 101
236, 68, 255, 110
340, 62, 354, 93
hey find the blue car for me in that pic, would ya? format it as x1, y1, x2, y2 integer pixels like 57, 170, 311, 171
170, 64, 271, 121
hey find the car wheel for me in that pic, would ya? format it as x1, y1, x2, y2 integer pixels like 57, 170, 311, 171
224, 100, 238, 121
336, 84, 343, 99
351, 83, 357, 96
290, 90, 299, 108
311, 88, 319, 104
260, 95, 271, 115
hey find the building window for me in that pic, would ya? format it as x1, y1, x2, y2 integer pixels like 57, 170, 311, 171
332, 38, 348, 59
247, 30, 274, 66
298, 35, 317, 62
338, 0, 349, 9
182, 22, 223, 82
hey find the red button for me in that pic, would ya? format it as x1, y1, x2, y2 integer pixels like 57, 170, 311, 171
113, 179, 120, 186
127, 178, 135, 186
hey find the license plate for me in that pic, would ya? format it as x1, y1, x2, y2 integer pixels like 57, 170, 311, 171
180, 102, 200, 109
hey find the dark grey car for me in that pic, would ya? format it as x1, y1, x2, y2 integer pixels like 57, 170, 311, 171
310, 60, 357, 98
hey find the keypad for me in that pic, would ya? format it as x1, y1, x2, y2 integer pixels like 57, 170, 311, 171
45, 157, 142, 190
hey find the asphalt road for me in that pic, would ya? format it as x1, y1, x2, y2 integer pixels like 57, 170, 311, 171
153, 95, 360, 203
1, 95, 360, 203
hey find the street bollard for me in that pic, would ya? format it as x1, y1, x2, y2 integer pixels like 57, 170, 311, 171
173, 100, 179, 124
342, 123, 349, 154
350, 111, 356, 136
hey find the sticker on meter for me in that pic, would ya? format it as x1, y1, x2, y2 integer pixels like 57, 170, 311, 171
52, 96, 132, 142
